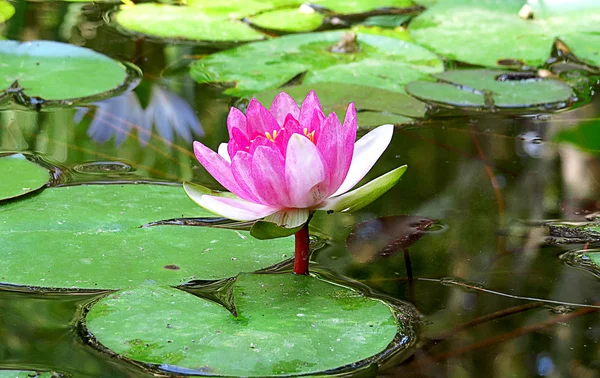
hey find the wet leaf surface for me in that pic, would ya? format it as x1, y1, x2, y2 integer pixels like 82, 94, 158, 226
248, 8, 325, 33
408, 0, 600, 68
0, 154, 49, 201
347, 215, 434, 263
254, 83, 426, 128
0, 41, 130, 106
0, 185, 293, 289
191, 31, 443, 96
406, 69, 573, 110
86, 274, 408, 376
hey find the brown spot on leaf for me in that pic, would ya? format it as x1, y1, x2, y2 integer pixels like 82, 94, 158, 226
164, 264, 181, 270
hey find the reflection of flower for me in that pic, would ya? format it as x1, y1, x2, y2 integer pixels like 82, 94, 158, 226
75, 85, 203, 147
187, 90, 396, 228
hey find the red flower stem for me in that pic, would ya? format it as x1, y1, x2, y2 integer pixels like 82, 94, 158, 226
293, 223, 311, 275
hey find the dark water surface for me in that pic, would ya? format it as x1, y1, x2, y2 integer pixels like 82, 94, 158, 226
1, 2, 600, 377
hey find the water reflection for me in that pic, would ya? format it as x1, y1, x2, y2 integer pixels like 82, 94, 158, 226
75, 83, 204, 147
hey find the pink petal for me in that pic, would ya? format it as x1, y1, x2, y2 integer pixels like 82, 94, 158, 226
316, 106, 356, 196
251, 145, 291, 207
246, 98, 280, 137
274, 114, 304, 157
285, 134, 326, 208
227, 127, 250, 158
270, 92, 299, 126
198, 195, 278, 221
231, 151, 263, 204
193, 141, 253, 202
227, 107, 247, 138
299, 90, 325, 131
330, 124, 394, 197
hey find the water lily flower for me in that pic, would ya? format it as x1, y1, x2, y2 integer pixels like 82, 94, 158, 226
185, 90, 406, 274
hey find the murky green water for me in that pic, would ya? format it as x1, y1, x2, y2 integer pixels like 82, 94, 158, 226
1, 1, 600, 377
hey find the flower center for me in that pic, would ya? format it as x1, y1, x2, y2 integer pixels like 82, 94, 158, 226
265, 129, 279, 142
303, 128, 315, 143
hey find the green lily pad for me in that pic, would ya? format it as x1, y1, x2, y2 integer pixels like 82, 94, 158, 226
405, 69, 573, 110
0, 154, 49, 201
0, 40, 130, 106
408, 0, 600, 68
560, 33, 600, 68
554, 120, 600, 155
0, 371, 56, 378
560, 248, 600, 279
115, 4, 266, 43
316, 0, 414, 14
547, 220, 600, 243
0, 0, 15, 23
86, 274, 409, 376
248, 8, 325, 33
253, 83, 426, 127
0, 184, 293, 290
191, 31, 443, 96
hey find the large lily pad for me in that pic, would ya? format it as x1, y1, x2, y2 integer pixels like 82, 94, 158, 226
253, 83, 426, 128
86, 273, 408, 376
191, 31, 443, 96
0, 184, 293, 290
560, 33, 600, 69
0, 154, 49, 201
408, 0, 600, 68
0, 40, 130, 107
115, 0, 419, 41
0, 0, 15, 23
405, 69, 573, 110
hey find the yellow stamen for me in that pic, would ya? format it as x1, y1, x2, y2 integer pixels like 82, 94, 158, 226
265, 129, 279, 142
303, 128, 315, 143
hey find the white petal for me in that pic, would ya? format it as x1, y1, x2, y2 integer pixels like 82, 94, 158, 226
330, 124, 393, 197
263, 209, 310, 228
197, 195, 278, 221
218, 142, 231, 163
285, 134, 326, 208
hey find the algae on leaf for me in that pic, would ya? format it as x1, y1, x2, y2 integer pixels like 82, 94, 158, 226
191, 31, 443, 96
0, 184, 294, 290
86, 274, 411, 376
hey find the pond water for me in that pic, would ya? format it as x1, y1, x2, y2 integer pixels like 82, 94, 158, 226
1, 1, 600, 377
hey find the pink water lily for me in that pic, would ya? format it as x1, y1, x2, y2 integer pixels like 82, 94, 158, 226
186, 90, 403, 230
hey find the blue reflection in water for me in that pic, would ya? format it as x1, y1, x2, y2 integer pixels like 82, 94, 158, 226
75, 84, 203, 147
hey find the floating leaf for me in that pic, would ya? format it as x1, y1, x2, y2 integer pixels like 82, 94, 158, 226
0, 154, 49, 201
191, 31, 443, 96
408, 0, 600, 68
347, 215, 433, 263
559, 33, 600, 69
253, 83, 426, 127
86, 274, 409, 376
115, 4, 266, 43
0, 184, 293, 289
0, 0, 15, 23
560, 248, 600, 279
406, 69, 573, 110
248, 8, 325, 33
0, 40, 130, 107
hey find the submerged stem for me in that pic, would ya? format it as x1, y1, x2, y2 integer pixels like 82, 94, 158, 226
293, 223, 310, 275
